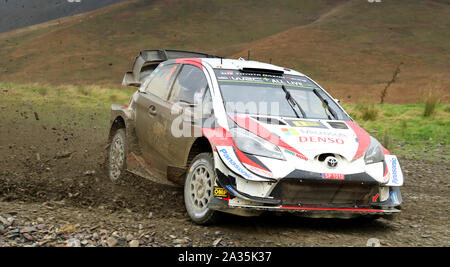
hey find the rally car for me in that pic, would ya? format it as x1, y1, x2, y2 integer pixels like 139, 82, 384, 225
107, 49, 403, 224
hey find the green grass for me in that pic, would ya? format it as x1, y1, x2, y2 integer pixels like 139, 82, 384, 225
0, 82, 133, 130
354, 101, 378, 121
343, 103, 450, 161
423, 92, 440, 117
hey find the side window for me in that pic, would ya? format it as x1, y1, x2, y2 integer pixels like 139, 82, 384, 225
144, 64, 179, 100
170, 65, 208, 104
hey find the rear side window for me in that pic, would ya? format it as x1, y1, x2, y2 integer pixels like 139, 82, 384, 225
144, 64, 179, 99
170, 65, 207, 104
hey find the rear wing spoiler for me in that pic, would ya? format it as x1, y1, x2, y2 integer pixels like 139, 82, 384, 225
122, 49, 219, 87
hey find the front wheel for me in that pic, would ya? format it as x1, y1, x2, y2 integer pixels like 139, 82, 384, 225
107, 128, 127, 182
184, 152, 221, 225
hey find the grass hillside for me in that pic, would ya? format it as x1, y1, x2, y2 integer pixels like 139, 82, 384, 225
0, 0, 126, 33
0, 0, 339, 86
0, 0, 448, 103
232, 0, 450, 104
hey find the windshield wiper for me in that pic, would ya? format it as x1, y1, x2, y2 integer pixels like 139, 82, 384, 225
281, 85, 306, 118
312, 88, 338, 120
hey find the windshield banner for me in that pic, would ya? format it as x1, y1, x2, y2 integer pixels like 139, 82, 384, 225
214, 69, 318, 89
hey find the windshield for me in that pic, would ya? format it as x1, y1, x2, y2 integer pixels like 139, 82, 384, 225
214, 69, 349, 120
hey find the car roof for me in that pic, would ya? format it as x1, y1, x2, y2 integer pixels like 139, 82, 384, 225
203, 58, 305, 76
165, 57, 306, 77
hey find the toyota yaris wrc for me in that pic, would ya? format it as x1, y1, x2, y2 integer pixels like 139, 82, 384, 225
108, 50, 404, 224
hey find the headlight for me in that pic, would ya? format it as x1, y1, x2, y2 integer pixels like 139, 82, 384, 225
364, 136, 384, 164
230, 127, 285, 160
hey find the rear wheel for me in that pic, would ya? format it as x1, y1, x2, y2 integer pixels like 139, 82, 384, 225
184, 152, 221, 225
107, 128, 127, 182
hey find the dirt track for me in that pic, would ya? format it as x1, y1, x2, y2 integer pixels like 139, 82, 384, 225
0, 113, 449, 247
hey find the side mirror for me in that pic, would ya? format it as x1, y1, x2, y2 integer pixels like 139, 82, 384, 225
334, 98, 340, 103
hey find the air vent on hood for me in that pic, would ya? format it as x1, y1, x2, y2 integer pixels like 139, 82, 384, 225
252, 116, 286, 125
327, 121, 348, 129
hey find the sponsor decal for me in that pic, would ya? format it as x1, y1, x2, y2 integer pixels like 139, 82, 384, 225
215, 70, 317, 89
299, 136, 344, 144
291, 128, 348, 138
271, 78, 315, 88
218, 148, 251, 179
285, 76, 310, 82
221, 71, 234, 75
281, 128, 300, 136
285, 120, 325, 128
322, 173, 345, 180
390, 157, 398, 184
214, 187, 229, 198
283, 148, 306, 160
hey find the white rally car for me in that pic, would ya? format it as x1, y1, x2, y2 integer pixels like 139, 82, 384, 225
108, 50, 403, 224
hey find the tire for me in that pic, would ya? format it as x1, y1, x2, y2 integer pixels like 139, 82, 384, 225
107, 128, 127, 183
184, 152, 221, 225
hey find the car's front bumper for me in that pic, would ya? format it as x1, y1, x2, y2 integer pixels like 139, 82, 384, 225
212, 166, 402, 218
209, 196, 401, 218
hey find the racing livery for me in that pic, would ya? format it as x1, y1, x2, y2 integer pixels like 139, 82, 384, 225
108, 49, 403, 224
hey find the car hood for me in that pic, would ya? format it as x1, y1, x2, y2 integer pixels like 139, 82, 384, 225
231, 114, 371, 162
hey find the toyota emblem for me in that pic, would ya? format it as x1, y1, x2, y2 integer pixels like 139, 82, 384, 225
326, 157, 338, 168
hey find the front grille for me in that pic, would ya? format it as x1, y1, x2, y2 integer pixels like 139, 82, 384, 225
273, 180, 377, 207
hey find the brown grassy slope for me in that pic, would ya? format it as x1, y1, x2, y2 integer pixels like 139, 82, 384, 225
0, 0, 341, 87
232, 0, 450, 104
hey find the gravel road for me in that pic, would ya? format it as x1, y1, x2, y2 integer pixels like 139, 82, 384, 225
0, 113, 448, 247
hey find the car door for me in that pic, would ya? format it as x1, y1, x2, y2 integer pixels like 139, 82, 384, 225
134, 63, 180, 179
164, 64, 210, 168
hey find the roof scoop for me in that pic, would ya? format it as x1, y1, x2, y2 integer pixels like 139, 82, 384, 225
240, 67, 284, 76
